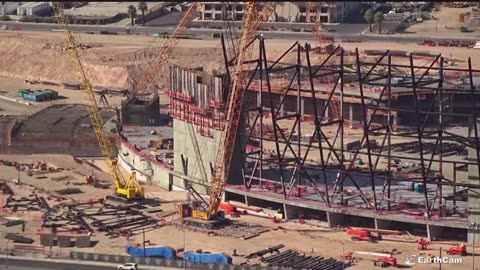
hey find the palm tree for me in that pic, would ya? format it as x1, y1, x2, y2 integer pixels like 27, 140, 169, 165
137, 2, 148, 25
364, 9, 374, 33
127, 5, 137, 26
374, 11, 384, 34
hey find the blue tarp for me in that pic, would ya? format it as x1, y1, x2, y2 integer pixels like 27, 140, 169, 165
126, 245, 176, 260
184, 252, 232, 265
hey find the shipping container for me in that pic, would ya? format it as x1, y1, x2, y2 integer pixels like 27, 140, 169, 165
18, 89, 58, 102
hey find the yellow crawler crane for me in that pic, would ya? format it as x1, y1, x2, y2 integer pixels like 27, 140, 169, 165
52, 3, 144, 200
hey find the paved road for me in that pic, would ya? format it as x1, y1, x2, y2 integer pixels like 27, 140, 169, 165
0, 97, 31, 116
0, 256, 190, 270
0, 257, 116, 270
3, 266, 51, 270
1, 21, 479, 43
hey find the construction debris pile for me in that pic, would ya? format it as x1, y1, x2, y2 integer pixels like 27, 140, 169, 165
391, 141, 467, 156
173, 219, 271, 240
1, 160, 62, 177
47, 197, 164, 238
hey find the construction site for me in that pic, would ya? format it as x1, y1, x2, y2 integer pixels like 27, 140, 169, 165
1, 2, 480, 270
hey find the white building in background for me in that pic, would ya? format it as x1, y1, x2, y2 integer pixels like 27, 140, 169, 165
26, 2, 51, 16
275, 2, 360, 23
16, 2, 51, 16
196, 2, 360, 23
17, 2, 35, 16
0, 2, 20, 15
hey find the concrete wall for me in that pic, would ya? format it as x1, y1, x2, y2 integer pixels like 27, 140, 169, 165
169, 66, 245, 194
173, 118, 218, 193
118, 139, 172, 190
121, 95, 160, 126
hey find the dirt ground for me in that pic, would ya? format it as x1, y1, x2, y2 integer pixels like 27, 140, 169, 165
405, 5, 480, 39
0, 154, 475, 270
1, 30, 480, 96
0, 29, 479, 269
1, 29, 479, 116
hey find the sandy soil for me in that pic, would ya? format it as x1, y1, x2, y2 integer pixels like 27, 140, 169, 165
0, 154, 475, 270
1, 30, 479, 117
1, 30, 480, 97
405, 5, 480, 39
0, 28, 478, 270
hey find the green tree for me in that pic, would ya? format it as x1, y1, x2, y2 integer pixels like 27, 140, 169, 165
364, 9, 374, 33
137, 1, 148, 25
127, 5, 137, 26
374, 11, 384, 34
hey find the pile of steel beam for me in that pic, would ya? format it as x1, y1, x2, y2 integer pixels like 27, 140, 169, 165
55, 199, 161, 238
3, 192, 50, 212
261, 249, 349, 270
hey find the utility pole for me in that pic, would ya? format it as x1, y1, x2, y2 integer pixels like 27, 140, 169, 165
474, 224, 478, 270
439, 247, 442, 270
183, 228, 186, 270
470, 222, 478, 270
5, 239, 10, 269
143, 227, 146, 257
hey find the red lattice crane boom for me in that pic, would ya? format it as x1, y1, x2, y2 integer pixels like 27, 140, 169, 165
133, 2, 204, 95
207, 2, 276, 218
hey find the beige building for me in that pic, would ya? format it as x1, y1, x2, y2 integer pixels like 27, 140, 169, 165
197, 2, 248, 21
196, 2, 359, 23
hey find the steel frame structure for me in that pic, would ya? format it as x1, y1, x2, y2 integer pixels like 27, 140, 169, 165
221, 35, 480, 219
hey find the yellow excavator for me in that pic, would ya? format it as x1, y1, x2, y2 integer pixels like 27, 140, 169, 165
52, 3, 144, 200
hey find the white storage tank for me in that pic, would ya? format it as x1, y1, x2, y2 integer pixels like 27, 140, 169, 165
0, 2, 20, 15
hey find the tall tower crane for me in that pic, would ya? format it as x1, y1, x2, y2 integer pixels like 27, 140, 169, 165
208, 2, 275, 219
52, 3, 144, 200
181, 2, 276, 228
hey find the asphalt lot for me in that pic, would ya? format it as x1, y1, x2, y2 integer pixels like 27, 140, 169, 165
145, 12, 185, 27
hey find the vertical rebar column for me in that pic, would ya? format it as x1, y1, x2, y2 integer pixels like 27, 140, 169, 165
438, 57, 444, 210
355, 48, 377, 209
296, 43, 302, 186
339, 48, 345, 206
261, 38, 287, 196
467, 58, 480, 183
409, 54, 430, 217
258, 39, 264, 186
386, 53, 392, 211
